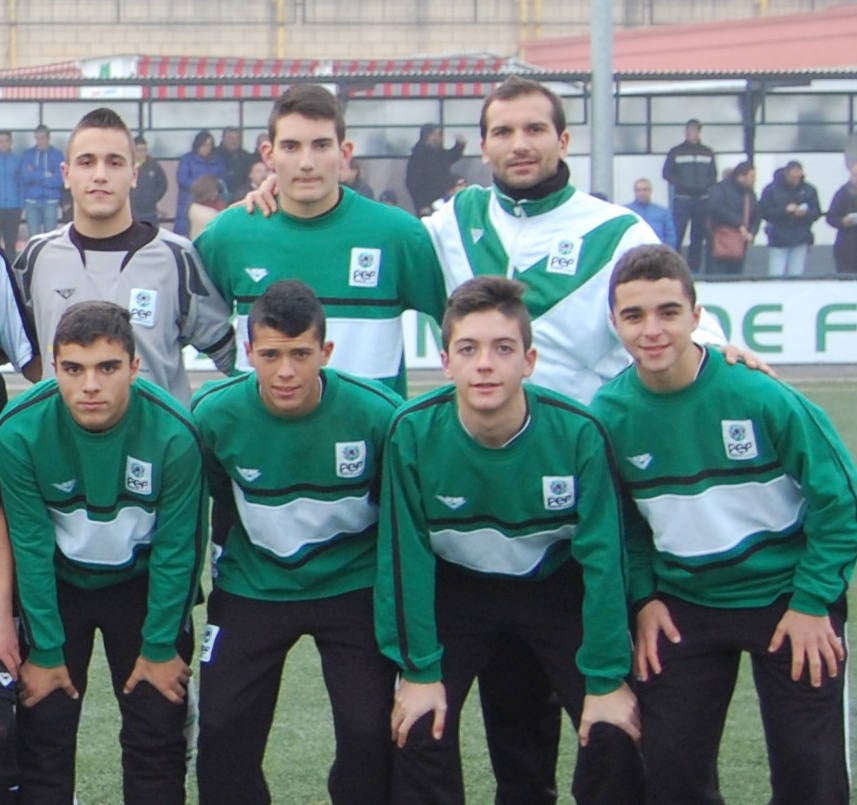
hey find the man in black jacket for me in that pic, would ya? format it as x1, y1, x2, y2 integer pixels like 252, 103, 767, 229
405, 124, 466, 216
130, 136, 168, 227
663, 119, 717, 273
758, 161, 821, 276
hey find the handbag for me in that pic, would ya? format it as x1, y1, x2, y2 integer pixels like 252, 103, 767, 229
711, 192, 750, 260
711, 226, 747, 260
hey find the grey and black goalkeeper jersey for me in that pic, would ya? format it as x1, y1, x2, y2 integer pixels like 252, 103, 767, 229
13, 222, 235, 405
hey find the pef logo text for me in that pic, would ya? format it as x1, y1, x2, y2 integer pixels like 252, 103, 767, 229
349, 248, 382, 287
336, 441, 367, 478
721, 419, 759, 461
542, 475, 576, 510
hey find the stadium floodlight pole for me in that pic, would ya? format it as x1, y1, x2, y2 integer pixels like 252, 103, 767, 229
590, 0, 614, 199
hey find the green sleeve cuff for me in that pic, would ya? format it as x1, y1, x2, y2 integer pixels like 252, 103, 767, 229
27, 646, 65, 668
585, 676, 624, 696
788, 590, 829, 617
141, 641, 179, 663
401, 663, 443, 684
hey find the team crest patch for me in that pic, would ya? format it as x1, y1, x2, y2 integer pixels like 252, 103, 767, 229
129, 287, 157, 328
349, 248, 381, 287
721, 419, 759, 461
336, 441, 367, 478
245, 267, 269, 283
545, 237, 583, 276
199, 624, 220, 664
125, 456, 153, 495
542, 476, 576, 510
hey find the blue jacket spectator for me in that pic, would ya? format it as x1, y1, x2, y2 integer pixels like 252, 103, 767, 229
626, 178, 677, 249
0, 130, 22, 255
174, 130, 225, 236
20, 125, 64, 236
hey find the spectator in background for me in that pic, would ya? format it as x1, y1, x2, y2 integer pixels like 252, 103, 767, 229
379, 189, 399, 207
216, 126, 254, 202
233, 160, 271, 203
706, 160, 759, 276
405, 123, 466, 216
663, 118, 717, 272
252, 132, 268, 166
174, 130, 225, 236
825, 162, 857, 274
20, 124, 63, 237
758, 161, 821, 277
340, 157, 375, 199
188, 175, 227, 240
625, 178, 677, 248
0, 131, 22, 258
130, 135, 168, 227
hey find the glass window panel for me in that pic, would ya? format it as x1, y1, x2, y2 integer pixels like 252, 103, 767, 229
150, 102, 241, 129
764, 94, 848, 124
651, 95, 744, 125
0, 104, 42, 134
618, 96, 648, 124
346, 99, 441, 127
41, 102, 140, 131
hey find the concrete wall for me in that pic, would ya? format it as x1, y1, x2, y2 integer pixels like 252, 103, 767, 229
0, 0, 843, 69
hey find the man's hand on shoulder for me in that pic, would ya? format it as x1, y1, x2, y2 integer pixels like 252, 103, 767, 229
390, 679, 447, 749
238, 174, 279, 217
19, 661, 79, 707
719, 344, 776, 377
123, 654, 191, 704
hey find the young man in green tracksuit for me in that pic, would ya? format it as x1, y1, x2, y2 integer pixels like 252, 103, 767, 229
192, 280, 402, 804
195, 84, 447, 397
374, 275, 643, 804
591, 244, 857, 804
0, 300, 205, 804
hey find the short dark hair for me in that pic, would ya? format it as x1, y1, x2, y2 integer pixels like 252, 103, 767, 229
34, 124, 50, 135
67, 107, 134, 159
192, 130, 215, 153
0, 130, 11, 139
732, 160, 755, 180
53, 301, 136, 361
221, 125, 240, 138
267, 85, 345, 144
247, 280, 326, 345
441, 275, 532, 351
785, 159, 803, 172
609, 244, 696, 310
134, 135, 147, 146
686, 118, 702, 129
479, 76, 566, 139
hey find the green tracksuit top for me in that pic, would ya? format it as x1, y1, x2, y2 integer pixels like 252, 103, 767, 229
374, 383, 632, 695
192, 369, 401, 601
0, 378, 206, 667
194, 188, 447, 396
591, 348, 857, 615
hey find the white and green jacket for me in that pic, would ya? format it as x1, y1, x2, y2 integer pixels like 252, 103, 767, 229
425, 181, 723, 404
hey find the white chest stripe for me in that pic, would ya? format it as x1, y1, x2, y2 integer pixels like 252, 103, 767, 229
50, 507, 156, 566
428, 524, 573, 576
232, 481, 377, 558
636, 475, 804, 559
